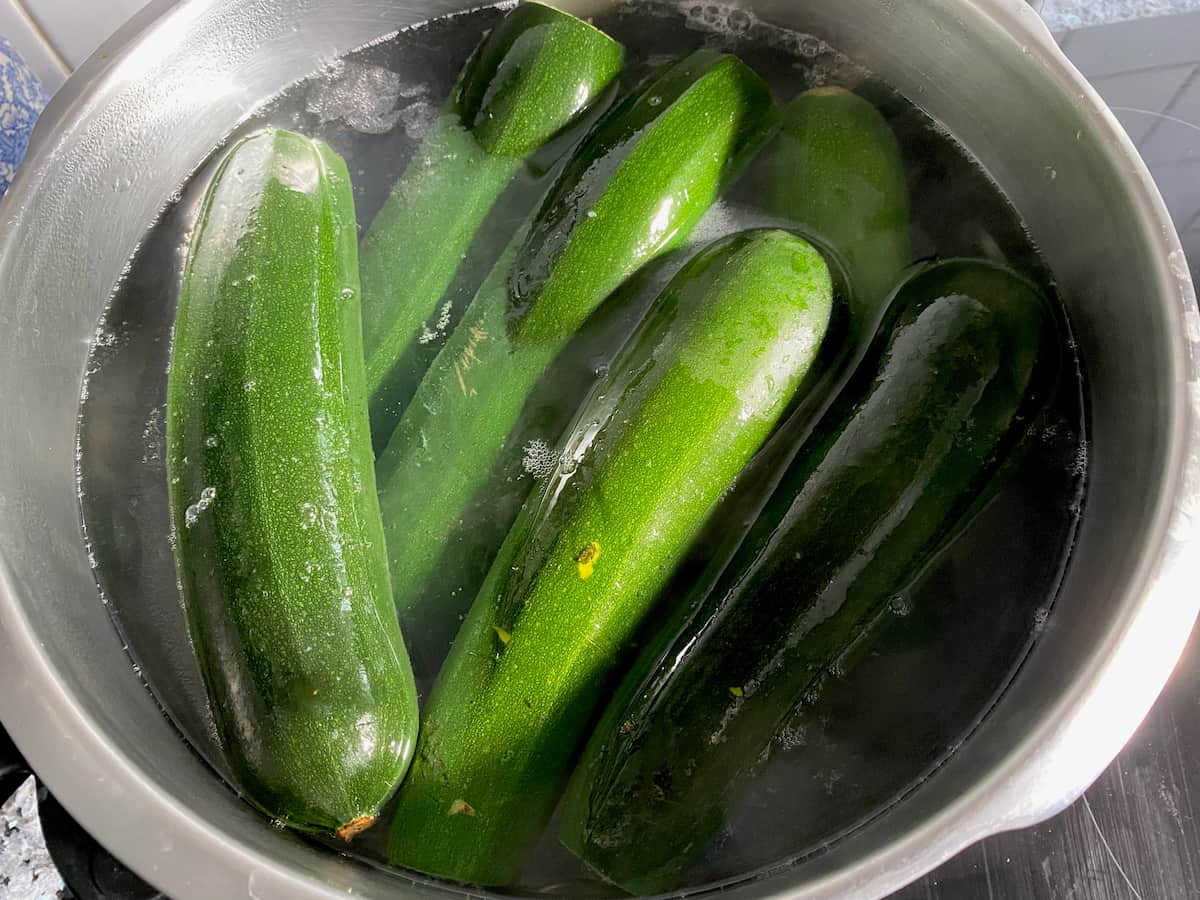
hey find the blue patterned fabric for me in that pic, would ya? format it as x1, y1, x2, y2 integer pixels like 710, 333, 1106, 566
0, 37, 48, 199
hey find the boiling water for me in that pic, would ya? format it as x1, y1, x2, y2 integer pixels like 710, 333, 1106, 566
77, 2, 1086, 894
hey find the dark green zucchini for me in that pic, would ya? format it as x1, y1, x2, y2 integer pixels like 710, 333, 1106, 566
764, 86, 911, 320
374, 50, 775, 677
559, 259, 1055, 893
386, 230, 834, 886
166, 129, 417, 839
359, 2, 623, 440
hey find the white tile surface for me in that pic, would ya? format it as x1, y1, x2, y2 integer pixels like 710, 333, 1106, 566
20, 0, 149, 69
0, 0, 66, 91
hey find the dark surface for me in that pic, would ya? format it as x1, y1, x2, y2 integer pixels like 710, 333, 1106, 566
897, 625, 1200, 899
902, 628, 1200, 900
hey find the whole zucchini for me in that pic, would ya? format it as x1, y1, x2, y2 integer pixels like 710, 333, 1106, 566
375, 50, 775, 675
166, 129, 418, 839
386, 230, 834, 885
359, 1, 623, 439
764, 86, 911, 320
559, 260, 1055, 893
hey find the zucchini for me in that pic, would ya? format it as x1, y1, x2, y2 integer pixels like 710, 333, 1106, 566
764, 87, 910, 320
359, 1, 623, 440
558, 260, 1054, 893
166, 129, 418, 839
386, 230, 833, 886
375, 50, 775, 676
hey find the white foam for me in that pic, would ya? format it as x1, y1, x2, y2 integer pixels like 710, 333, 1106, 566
522, 439, 560, 478
306, 61, 429, 135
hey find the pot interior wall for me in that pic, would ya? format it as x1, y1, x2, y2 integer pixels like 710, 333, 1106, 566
0, 0, 1185, 898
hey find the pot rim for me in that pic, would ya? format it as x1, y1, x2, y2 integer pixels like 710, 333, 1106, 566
0, 1, 1197, 899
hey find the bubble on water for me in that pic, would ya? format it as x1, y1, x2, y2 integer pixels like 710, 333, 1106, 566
204, 434, 219, 448
668, 0, 861, 85
1032, 606, 1050, 632
522, 439, 559, 478
888, 594, 912, 617
798, 35, 823, 58
418, 300, 454, 345
306, 61, 412, 134
1070, 442, 1088, 478
142, 407, 164, 465
92, 325, 119, 350
725, 7, 752, 34
398, 100, 437, 140
184, 486, 216, 528
680, 1, 736, 32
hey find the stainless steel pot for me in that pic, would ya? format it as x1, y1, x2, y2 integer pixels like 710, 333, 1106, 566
1, 1, 1198, 897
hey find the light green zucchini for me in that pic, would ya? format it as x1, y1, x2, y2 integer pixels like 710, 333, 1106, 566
359, 1, 623, 440
375, 49, 775, 676
386, 229, 833, 886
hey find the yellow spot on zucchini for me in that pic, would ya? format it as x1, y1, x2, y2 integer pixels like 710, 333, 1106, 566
575, 541, 601, 580
728, 685, 744, 698
336, 814, 375, 841
493, 625, 512, 645
453, 325, 490, 397
448, 799, 477, 817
